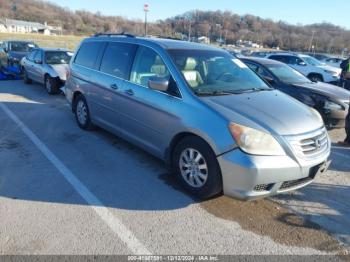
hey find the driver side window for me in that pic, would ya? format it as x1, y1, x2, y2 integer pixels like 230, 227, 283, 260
130, 46, 170, 87
288, 56, 303, 65
33, 51, 42, 62
27, 50, 37, 61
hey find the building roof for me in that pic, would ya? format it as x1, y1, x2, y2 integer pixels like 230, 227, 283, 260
0, 18, 46, 29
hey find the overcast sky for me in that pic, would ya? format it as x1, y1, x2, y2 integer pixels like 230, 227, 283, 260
53, 0, 350, 29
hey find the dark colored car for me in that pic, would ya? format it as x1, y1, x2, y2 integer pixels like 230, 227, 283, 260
307, 53, 331, 61
0, 40, 38, 68
242, 57, 350, 129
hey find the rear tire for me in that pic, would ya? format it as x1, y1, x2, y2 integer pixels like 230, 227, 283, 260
74, 94, 95, 130
172, 136, 223, 199
45, 75, 59, 95
23, 69, 32, 84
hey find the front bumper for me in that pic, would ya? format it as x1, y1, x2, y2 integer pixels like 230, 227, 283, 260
218, 149, 330, 200
324, 75, 340, 84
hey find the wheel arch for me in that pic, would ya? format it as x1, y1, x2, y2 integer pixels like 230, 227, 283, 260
72, 91, 83, 113
165, 132, 217, 165
307, 72, 324, 82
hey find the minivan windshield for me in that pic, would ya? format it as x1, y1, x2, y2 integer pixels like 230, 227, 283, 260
168, 49, 271, 96
9, 42, 36, 52
266, 63, 312, 84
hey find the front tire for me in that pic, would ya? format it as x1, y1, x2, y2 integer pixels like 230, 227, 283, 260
74, 94, 94, 130
308, 73, 323, 83
45, 75, 59, 95
172, 136, 223, 199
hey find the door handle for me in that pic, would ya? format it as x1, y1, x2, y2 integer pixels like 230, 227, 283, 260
110, 83, 119, 90
124, 89, 134, 96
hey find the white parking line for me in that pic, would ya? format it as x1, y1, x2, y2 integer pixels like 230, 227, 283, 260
0, 102, 151, 255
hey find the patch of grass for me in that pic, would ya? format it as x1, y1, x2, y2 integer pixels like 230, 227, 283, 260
0, 33, 85, 50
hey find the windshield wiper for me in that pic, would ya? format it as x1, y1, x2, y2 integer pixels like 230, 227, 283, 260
194, 90, 234, 96
232, 87, 274, 94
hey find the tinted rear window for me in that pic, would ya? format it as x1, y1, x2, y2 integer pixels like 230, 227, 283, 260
74, 42, 104, 69
269, 55, 287, 63
100, 42, 137, 79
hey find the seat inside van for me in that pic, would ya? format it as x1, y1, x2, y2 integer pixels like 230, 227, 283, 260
181, 57, 204, 88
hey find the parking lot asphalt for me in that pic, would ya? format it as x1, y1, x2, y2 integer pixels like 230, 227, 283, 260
0, 80, 349, 255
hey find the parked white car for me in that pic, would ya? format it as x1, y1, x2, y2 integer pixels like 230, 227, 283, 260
267, 53, 341, 84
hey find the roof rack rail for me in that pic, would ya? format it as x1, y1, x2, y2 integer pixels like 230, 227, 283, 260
93, 32, 135, 38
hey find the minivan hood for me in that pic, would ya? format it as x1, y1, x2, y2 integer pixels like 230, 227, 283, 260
292, 82, 350, 103
201, 90, 323, 136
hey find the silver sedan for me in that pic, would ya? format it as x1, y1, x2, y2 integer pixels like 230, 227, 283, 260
22, 48, 73, 94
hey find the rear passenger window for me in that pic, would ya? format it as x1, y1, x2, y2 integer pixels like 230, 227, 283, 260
269, 55, 286, 63
75, 42, 104, 69
100, 42, 137, 79
287, 56, 303, 65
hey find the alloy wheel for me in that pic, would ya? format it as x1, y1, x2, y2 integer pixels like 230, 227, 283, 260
45, 78, 52, 93
76, 100, 88, 125
179, 148, 208, 188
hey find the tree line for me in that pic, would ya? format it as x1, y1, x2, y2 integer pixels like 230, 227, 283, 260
1, 0, 349, 54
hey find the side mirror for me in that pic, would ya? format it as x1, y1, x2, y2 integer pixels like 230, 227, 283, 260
298, 61, 307, 66
148, 77, 169, 92
34, 59, 42, 64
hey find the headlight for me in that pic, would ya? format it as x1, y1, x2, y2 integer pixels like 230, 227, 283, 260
324, 100, 343, 111
229, 123, 285, 156
9, 57, 19, 62
324, 70, 337, 76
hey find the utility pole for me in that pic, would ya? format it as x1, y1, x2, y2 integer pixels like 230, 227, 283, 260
216, 24, 222, 45
143, 3, 149, 37
308, 30, 315, 52
188, 19, 192, 41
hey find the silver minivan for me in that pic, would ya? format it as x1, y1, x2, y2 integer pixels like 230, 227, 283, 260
65, 34, 331, 200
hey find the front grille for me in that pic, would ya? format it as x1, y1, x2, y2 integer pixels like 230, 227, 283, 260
254, 183, 273, 192
280, 176, 312, 190
285, 127, 329, 160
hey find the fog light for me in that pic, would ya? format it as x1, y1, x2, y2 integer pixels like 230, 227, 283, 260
253, 184, 273, 192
